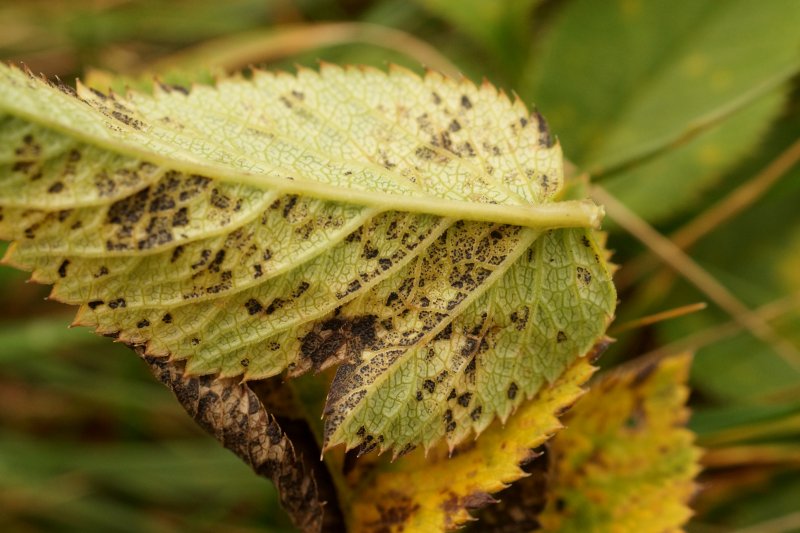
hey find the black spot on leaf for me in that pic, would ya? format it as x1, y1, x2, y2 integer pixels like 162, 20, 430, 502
57, 259, 70, 278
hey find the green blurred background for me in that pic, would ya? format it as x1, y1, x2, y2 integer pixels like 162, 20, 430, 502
1, 0, 799, 531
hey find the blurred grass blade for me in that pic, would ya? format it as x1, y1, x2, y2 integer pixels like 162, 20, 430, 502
592, 184, 800, 371
150, 23, 460, 78
528, 0, 800, 222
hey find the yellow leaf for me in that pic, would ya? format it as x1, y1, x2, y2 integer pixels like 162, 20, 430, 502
538, 353, 701, 532
345, 343, 603, 532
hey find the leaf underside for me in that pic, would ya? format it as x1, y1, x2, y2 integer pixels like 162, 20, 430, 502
0, 63, 615, 454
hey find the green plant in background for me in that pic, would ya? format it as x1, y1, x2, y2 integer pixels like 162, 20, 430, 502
1, 0, 799, 532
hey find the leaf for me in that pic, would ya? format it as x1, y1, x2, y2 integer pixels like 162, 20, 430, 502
140, 350, 326, 532
526, 0, 800, 222
345, 343, 603, 532
536, 353, 700, 532
414, 0, 538, 80
0, 63, 615, 454
654, 134, 800, 402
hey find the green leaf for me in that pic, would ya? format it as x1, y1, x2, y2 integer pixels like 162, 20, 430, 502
414, 0, 538, 79
0, 63, 615, 454
526, 0, 800, 221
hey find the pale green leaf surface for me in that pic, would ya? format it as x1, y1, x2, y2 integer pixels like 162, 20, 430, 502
527, 0, 800, 221
0, 64, 615, 453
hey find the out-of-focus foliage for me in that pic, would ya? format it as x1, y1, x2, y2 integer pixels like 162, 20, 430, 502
1, 0, 799, 531
538, 354, 699, 532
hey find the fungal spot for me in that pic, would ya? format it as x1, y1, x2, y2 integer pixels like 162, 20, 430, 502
108, 298, 127, 309
444, 409, 457, 432
210, 188, 231, 209
434, 322, 453, 341
415, 391, 423, 401
581, 235, 591, 247
470, 406, 482, 421
533, 110, 553, 147
245, 298, 263, 315
265, 298, 285, 315
507, 382, 518, 400
448, 119, 461, 132
172, 207, 189, 227
162, 313, 173, 324
520, 116, 528, 127
447, 388, 457, 400
457, 392, 472, 407
47, 182, 65, 194
137, 319, 150, 328
362, 244, 379, 259
292, 281, 310, 298
577, 266, 592, 285
464, 355, 477, 376
432, 92, 442, 105
170, 245, 184, 263
240, 358, 250, 367
190, 337, 200, 346
57, 259, 70, 278
423, 379, 435, 394
282, 195, 298, 218
208, 250, 226, 273
557, 330, 567, 343
191, 249, 211, 269
415, 146, 435, 160
149, 194, 175, 212
253, 264, 263, 278
460, 95, 472, 109
300, 315, 379, 374
88, 300, 104, 310
94, 266, 109, 278
12, 161, 34, 173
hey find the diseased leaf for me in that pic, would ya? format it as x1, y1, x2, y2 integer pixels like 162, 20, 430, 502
346, 345, 602, 532
0, 63, 615, 454
141, 350, 325, 532
536, 353, 700, 532
527, 0, 800, 222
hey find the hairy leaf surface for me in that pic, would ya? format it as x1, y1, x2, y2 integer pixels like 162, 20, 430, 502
0, 63, 615, 453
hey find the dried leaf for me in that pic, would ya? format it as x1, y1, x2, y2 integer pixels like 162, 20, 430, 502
140, 350, 327, 532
